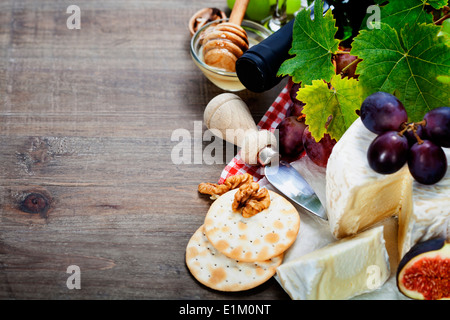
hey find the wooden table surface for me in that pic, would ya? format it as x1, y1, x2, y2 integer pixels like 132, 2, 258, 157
0, 0, 290, 299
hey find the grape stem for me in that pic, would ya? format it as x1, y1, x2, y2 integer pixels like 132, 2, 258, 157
399, 120, 426, 145
296, 114, 306, 122
434, 5, 450, 25
398, 122, 411, 136
339, 58, 362, 75
335, 50, 351, 55
435, 13, 450, 25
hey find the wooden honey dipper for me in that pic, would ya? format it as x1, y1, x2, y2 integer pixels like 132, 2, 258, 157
201, 0, 250, 72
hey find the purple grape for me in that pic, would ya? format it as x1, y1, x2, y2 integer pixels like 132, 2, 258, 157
277, 116, 307, 160
334, 52, 359, 79
302, 127, 336, 168
408, 140, 447, 185
360, 92, 408, 134
367, 131, 409, 174
423, 107, 450, 148
286, 102, 305, 119
286, 77, 306, 119
289, 78, 302, 105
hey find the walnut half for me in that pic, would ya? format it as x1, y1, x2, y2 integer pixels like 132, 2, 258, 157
242, 188, 270, 218
198, 173, 253, 198
232, 182, 259, 211
232, 182, 270, 218
198, 173, 270, 217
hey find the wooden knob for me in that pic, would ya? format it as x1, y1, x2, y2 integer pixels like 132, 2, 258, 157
204, 93, 277, 165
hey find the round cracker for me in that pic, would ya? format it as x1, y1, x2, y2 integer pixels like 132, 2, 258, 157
204, 189, 300, 262
186, 225, 282, 292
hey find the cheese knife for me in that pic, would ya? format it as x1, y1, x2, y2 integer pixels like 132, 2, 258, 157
203, 93, 327, 220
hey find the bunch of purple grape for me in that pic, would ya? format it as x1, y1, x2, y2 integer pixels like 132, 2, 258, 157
361, 92, 449, 185
276, 79, 337, 168
276, 51, 360, 167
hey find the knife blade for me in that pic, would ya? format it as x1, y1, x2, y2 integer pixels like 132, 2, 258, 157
258, 147, 327, 220
265, 161, 327, 220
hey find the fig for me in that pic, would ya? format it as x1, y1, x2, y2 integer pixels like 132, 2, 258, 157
397, 238, 450, 300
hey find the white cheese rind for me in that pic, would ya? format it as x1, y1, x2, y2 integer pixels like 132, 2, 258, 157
326, 118, 449, 256
276, 226, 390, 300
326, 118, 411, 238
398, 147, 450, 258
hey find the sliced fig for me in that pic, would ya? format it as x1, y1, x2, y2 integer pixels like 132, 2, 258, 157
397, 238, 450, 300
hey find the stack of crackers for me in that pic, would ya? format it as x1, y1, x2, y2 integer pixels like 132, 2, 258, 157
186, 187, 301, 292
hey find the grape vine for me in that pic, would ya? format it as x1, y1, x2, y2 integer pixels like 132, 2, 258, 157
278, 0, 450, 142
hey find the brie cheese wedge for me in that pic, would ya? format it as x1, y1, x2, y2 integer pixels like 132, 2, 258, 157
276, 226, 390, 300
326, 118, 412, 238
326, 118, 449, 258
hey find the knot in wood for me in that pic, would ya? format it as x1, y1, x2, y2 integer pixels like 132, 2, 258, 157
20, 192, 50, 217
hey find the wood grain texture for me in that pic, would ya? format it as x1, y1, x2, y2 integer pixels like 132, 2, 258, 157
0, 0, 289, 299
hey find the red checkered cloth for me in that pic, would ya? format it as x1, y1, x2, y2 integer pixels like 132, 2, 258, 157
219, 83, 294, 184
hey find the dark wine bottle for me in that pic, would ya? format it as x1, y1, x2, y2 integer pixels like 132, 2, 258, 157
235, 18, 295, 93
235, 1, 333, 93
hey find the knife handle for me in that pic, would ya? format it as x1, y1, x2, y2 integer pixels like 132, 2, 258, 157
204, 93, 278, 166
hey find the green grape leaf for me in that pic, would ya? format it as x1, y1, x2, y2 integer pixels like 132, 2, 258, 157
297, 75, 362, 142
377, 0, 445, 30
277, 0, 340, 85
351, 22, 450, 122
